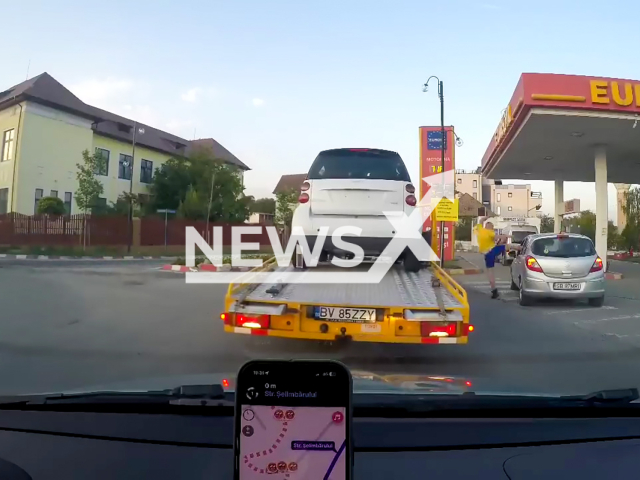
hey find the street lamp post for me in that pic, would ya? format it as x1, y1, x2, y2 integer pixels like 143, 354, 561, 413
126, 122, 144, 253
423, 76, 446, 268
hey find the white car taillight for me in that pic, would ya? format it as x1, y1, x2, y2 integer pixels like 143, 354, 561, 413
300, 181, 310, 192
405, 183, 415, 194
590, 256, 603, 272
299, 192, 309, 203
405, 195, 417, 206
525, 255, 543, 273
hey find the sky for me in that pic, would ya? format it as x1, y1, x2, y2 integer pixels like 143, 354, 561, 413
3, 0, 640, 223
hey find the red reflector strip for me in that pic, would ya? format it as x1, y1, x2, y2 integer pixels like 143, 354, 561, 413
421, 337, 439, 344
251, 329, 269, 336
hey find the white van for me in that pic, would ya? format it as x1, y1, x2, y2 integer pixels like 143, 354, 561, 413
501, 224, 539, 265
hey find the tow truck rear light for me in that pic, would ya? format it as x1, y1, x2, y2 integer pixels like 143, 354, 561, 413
405, 194, 417, 206
222, 378, 230, 388
420, 322, 457, 337
220, 312, 231, 325
405, 183, 415, 194
300, 181, 310, 192
590, 256, 604, 272
463, 324, 474, 335
237, 314, 270, 329
299, 192, 309, 204
525, 255, 543, 273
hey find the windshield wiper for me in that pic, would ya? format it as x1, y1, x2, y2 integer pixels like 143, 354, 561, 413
0, 384, 233, 409
559, 388, 640, 404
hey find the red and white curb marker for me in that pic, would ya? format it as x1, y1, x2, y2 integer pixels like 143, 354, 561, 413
160, 264, 253, 273
605, 272, 624, 280
161, 265, 198, 272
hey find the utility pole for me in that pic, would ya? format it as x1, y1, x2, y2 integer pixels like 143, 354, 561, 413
423, 76, 447, 268
127, 122, 143, 253
206, 170, 215, 244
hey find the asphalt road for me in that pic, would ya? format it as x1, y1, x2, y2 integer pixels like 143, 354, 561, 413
2, 258, 640, 396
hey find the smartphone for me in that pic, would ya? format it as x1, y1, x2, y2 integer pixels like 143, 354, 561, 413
234, 359, 352, 480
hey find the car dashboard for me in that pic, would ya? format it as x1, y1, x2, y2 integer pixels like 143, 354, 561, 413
1, 409, 640, 479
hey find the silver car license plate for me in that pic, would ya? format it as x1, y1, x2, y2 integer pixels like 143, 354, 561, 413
553, 283, 581, 290
314, 307, 376, 322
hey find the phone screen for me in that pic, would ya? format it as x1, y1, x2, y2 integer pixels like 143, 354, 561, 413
235, 360, 351, 480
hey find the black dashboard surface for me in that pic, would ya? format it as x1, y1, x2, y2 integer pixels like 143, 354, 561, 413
1, 410, 640, 479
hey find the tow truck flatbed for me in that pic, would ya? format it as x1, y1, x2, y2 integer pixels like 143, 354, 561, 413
221, 259, 471, 345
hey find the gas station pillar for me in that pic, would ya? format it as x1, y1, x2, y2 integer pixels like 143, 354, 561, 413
554, 181, 564, 233
595, 147, 608, 270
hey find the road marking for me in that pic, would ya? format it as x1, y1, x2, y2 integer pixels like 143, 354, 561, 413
576, 313, 640, 325
543, 306, 617, 315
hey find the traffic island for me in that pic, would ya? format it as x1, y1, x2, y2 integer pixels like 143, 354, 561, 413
605, 272, 624, 280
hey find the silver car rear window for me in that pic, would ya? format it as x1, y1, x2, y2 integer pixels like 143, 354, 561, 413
531, 237, 596, 258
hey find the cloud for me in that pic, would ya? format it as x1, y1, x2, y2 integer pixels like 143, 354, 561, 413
70, 78, 133, 105
252, 98, 265, 107
180, 87, 203, 103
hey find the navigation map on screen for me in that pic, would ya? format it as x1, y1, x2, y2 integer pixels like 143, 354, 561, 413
239, 405, 346, 480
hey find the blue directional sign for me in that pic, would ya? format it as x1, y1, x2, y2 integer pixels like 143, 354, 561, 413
427, 130, 447, 150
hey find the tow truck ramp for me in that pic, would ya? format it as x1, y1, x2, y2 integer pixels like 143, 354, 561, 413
221, 259, 471, 345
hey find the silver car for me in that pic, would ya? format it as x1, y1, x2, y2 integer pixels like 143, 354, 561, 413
509, 233, 605, 307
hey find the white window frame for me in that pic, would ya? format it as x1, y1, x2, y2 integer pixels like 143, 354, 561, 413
34, 188, 43, 214
0, 187, 8, 214
1, 129, 15, 162
508, 206, 513, 211
497, 193, 501, 202
472, 180, 477, 188
94, 148, 110, 176
496, 206, 501, 215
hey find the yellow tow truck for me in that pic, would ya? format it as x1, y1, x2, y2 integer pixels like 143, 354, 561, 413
220, 258, 471, 345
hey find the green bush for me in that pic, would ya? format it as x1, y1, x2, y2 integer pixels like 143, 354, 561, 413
37, 197, 66, 215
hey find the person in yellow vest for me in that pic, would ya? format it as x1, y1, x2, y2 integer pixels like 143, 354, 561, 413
474, 218, 507, 299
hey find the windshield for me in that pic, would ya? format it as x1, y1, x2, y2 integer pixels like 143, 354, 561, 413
2, 3, 639, 408
531, 237, 596, 258
308, 150, 411, 181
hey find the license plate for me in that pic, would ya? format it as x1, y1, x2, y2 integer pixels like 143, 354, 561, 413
314, 307, 376, 322
553, 283, 581, 290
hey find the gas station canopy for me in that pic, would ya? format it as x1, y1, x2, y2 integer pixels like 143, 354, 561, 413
481, 73, 640, 183
479, 73, 640, 266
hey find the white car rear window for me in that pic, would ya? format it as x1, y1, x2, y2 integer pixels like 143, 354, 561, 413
531, 237, 596, 258
308, 149, 411, 181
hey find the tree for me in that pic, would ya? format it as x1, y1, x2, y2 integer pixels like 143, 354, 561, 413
540, 214, 554, 233
178, 185, 205, 220
147, 151, 250, 222
455, 217, 473, 241
621, 186, 640, 251
75, 149, 104, 214
37, 197, 65, 215
608, 221, 620, 249
95, 192, 145, 217
251, 197, 276, 215
75, 149, 105, 249
275, 189, 299, 227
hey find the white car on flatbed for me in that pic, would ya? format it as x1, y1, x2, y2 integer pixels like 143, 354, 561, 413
291, 148, 423, 271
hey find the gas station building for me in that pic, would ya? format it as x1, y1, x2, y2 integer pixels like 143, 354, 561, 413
481, 73, 640, 269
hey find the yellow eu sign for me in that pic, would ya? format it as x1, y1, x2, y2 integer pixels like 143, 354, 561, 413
431, 198, 458, 222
